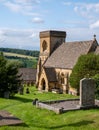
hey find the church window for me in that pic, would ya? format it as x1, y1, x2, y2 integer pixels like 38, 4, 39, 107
61, 78, 65, 84
61, 73, 65, 84
42, 40, 47, 51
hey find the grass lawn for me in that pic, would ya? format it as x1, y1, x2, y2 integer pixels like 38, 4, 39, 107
0, 87, 99, 130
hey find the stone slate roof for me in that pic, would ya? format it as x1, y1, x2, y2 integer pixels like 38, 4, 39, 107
44, 40, 96, 69
18, 68, 37, 81
44, 68, 57, 82
95, 46, 99, 54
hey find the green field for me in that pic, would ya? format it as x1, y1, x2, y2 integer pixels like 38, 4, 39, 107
3, 52, 36, 59
0, 87, 99, 130
3, 52, 38, 68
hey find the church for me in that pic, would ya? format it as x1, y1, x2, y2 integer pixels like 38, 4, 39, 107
36, 30, 99, 95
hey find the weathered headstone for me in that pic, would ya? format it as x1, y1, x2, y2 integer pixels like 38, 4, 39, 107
79, 78, 95, 108
18, 85, 24, 95
4, 91, 10, 99
32, 98, 38, 105
26, 88, 30, 94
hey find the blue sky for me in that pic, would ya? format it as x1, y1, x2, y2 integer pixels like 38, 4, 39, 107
0, 0, 99, 50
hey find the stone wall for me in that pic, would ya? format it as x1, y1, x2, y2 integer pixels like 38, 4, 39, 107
36, 102, 63, 114
36, 99, 79, 114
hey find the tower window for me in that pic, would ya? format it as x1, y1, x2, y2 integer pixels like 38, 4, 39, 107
42, 40, 47, 51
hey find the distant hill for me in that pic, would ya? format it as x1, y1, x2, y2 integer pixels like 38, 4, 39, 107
0, 48, 39, 68
0, 47, 39, 57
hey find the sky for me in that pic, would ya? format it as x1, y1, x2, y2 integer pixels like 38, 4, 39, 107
0, 0, 99, 50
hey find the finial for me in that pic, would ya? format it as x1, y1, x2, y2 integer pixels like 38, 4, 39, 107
93, 34, 96, 41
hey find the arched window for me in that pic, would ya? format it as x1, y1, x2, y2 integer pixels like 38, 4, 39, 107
61, 73, 65, 84
42, 40, 47, 51
41, 78, 46, 90
61, 78, 64, 84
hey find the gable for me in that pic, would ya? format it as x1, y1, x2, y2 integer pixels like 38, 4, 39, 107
44, 40, 96, 69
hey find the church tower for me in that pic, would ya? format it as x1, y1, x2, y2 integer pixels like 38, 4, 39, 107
39, 30, 66, 65
36, 30, 66, 86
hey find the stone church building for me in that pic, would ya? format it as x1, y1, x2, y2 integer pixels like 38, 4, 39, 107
36, 30, 99, 95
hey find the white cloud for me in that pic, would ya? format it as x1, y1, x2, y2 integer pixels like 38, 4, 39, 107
30, 32, 38, 38
74, 6, 78, 12
65, 27, 99, 42
3, 0, 40, 16
74, 3, 99, 19
63, 2, 72, 6
4, 1, 21, 12
0, 30, 7, 43
90, 20, 99, 29
0, 30, 6, 36
0, 27, 99, 50
25, 12, 40, 16
0, 28, 41, 50
32, 17, 44, 23
14, 0, 40, 5
72, 2, 99, 30
63, 2, 99, 29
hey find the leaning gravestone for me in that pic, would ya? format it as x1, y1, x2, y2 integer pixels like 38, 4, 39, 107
79, 78, 95, 108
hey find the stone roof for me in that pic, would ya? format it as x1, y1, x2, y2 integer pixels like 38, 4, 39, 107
18, 68, 37, 81
44, 68, 57, 82
44, 40, 96, 69
95, 46, 99, 54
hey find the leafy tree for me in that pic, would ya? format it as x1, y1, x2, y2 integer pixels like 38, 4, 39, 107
0, 52, 7, 97
93, 74, 99, 99
5, 55, 38, 68
69, 53, 99, 91
0, 52, 21, 97
7, 60, 25, 68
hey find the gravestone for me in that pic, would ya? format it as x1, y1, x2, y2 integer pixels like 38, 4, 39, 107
32, 98, 38, 105
79, 78, 95, 108
4, 91, 10, 99
18, 85, 24, 95
26, 88, 30, 94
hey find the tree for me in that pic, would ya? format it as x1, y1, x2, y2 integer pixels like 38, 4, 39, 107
0, 52, 22, 97
93, 74, 99, 99
69, 53, 99, 91
0, 52, 7, 97
8, 60, 25, 68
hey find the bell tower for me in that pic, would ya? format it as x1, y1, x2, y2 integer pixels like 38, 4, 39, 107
39, 30, 66, 65
36, 30, 66, 86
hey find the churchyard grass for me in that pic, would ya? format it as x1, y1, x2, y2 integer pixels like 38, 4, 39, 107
0, 87, 99, 130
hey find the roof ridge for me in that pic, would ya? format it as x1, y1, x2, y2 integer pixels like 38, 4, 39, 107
65, 40, 93, 44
